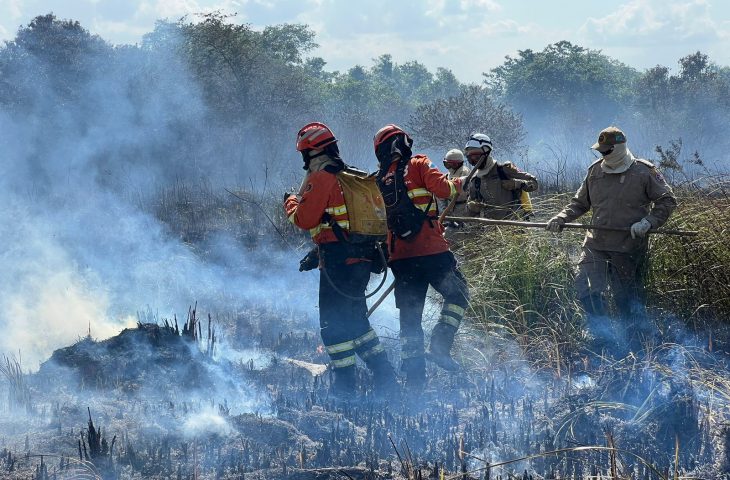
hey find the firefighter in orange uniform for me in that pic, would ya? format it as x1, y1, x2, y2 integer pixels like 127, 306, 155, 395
374, 124, 470, 388
284, 122, 397, 396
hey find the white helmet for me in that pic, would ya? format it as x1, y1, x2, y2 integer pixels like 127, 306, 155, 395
444, 149, 465, 162
464, 133, 493, 153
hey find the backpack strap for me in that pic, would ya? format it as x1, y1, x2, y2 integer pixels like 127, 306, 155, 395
321, 212, 348, 243
424, 195, 435, 228
497, 164, 521, 202
495, 164, 508, 180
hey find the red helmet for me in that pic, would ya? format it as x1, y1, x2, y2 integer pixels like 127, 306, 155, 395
373, 124, 410, 152
296, 122, 337, 152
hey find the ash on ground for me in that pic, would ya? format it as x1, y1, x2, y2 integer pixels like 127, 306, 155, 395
1, 311, 729, 480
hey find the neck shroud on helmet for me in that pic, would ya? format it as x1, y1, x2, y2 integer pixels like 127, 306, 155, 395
296, 122, 343, 170
374, 124, 413, 166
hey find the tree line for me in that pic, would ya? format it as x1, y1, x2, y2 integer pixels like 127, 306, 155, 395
1, 13, 728, 192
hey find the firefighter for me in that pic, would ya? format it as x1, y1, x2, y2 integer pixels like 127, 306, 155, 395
546, 126, 677, 354
464, 133, 538, 219
373, 124, 470, 388
284, 122, 397, 396
441, 149, 471, 219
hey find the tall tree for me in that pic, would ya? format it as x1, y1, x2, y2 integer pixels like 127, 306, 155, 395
408, 85, 525, 155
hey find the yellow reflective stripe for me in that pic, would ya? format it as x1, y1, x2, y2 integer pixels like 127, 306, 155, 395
325, 204, 347, 216
407, 188, 431, 199
448, 181, 457, 198
310, 221, 349, 237
353, 329, 377, 346
443, 303, 465, 317
438, 315, 461, 328
331, 355, 356, 368
359, 343, 384, 359
288, 212, 297, 224
309, 224, 324, 237
326, 340, 355, 354
401, 350, 423, 359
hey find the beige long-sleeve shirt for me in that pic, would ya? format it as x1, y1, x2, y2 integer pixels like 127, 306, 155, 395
466, 161, 538, 219
556, 158, 677, 252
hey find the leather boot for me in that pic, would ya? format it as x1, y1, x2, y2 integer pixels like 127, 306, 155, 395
364, 351, 398, 391
401, 356, 426, 390
426, 323, 460, 371
330, 365, 356, 397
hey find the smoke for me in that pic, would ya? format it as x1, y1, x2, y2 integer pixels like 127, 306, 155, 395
0, 18, 316, 369
182, 409, 233, 438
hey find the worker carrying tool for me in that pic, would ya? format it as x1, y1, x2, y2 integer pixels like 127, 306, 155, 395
441, 149, 471, 219
546, 126, 678, 355
373, 124, 470, 388
463, 133, 538, 219
284, 122, 397, 398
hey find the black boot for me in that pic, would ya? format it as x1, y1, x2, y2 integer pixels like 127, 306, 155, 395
579, 293, 607, 317
364, 351, 398, 392
401, 356, 426, 390
426, 323, 460, 371
330, 365, 356, 398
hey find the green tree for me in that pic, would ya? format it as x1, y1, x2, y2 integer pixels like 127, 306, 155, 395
485, 41, 638, 129
408, 85, 525, 155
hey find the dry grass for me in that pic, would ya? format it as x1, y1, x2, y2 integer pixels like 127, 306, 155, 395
0, 354, 31, 413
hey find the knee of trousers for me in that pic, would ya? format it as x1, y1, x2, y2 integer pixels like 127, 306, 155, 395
352, 329, 386, 361
575, 268, 607, 299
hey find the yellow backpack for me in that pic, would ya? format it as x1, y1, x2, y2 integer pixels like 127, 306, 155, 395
336, 169, 387, 238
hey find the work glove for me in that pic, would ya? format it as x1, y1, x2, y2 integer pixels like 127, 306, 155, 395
299, 247, 319, 272
466, 200, 484, 214
630, 218, 652, 239
501, 179, 524, 190
545, 216, 565, 233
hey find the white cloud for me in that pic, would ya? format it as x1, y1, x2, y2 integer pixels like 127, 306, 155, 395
460, 0, 501, 12
5, 0, 25, 20
465, 18, 537, 37
581, 0, 729, 44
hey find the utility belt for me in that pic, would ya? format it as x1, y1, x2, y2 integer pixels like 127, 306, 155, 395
319, 239, 375, 265
300, 213, 387, 272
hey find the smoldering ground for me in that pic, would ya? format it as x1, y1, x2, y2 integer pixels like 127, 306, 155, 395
0, 17, 320, 369
1, 13, 730, 480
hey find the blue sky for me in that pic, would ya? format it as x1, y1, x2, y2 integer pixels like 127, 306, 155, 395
1, 0, 728, 82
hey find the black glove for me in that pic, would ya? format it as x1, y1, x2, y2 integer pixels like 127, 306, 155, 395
299, 247, 319, 272
546, 216, 565, 233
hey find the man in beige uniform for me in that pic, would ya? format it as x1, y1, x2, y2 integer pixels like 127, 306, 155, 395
442, 148, 471, 218
546, 126, 677, 353
464, 133, 538, 219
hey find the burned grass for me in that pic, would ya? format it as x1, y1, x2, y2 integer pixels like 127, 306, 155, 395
2, 186, 730, 479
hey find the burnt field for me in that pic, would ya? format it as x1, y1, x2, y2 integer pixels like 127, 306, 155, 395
1, 292, 729, 479
3, 183, 730, 479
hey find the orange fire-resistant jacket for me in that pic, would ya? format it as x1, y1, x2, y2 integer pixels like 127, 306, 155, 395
284, 170, 347, 245
382, 155, 462, 262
